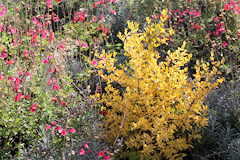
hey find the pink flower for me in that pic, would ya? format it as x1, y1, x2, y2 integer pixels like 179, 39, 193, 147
32, 17, 38, 24
79, 148, 85, 155
69, 128, 76, 133
18, 69, 23, 75
49, 68, 54, 73
25, 94, 31, 100
56, 126, 62, 133
178, 19, 183, 22
15, 93, 22, 101
7, 59, 15, 65
76, 39, 82, 45
214, 16, 219, 21
53, 83, 60, 91
60, 100, 66, 106
90, 59, 97, 66
43, 58, 49, 64
84, 142, 89, 149
1, 52, 7, 58
219, 26, 225, 33
104, 156, 111, 160
100, 56, 105, 61
104, 148, 109, 153
31, 104, 38, 112
47, 79, 52, 86
81, 42, 88, 48
195, 11, 201, 17
222, 41, 228, 47
52, 121, 56, 126
45, 124, 52, 131
110, 9, 116, 15
60, 44, 65, 50
25, 72, 31, 77
52, 96, 57, 102
47, 54, 53, 59
93, 16, 98, 22
61, 129, 67, 136
99, 14, 104, 20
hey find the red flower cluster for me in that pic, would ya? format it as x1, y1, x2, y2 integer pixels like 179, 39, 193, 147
45, 121, 76, 136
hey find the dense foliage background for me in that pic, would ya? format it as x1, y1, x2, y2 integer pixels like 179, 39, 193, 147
0, 0, 239, 159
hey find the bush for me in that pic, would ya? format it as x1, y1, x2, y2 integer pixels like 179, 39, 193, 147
93, 10, 225, 160
188, 82, 240, 160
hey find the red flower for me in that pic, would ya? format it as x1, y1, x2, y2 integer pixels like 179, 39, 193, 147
79, 148, 85, 155
25, 94, 31, 100
7, 59, 15, 65
100, 0, 104, 5
56, 126, 62, 133
15, 93, 22, 101
69, 128, 76, 133
104, 27, 109, 34
104, 111, 108, 116
224, 3, 230, 10
104, 156, 111, 160
60, 100, 66, 106
99, 14, 104, 20
97, 151, 105, 157
54, 83, 60, 91
56, 0, 61, 2
222, 41, 228, 47
52, 121, 56, 126
31, 104, 38, 112
61, 129, 67, 136
52, 96, 57, 102
99, 110, 103, 115
97, 25, 103, 31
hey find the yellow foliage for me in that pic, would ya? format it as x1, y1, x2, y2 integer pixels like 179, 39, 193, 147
93, 10, 224, 160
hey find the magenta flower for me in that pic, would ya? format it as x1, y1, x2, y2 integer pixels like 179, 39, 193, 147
79, 148, 85, 155
84, 142, 89, 149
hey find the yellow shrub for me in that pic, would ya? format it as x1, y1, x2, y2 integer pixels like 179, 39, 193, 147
93, 9, 224, 160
